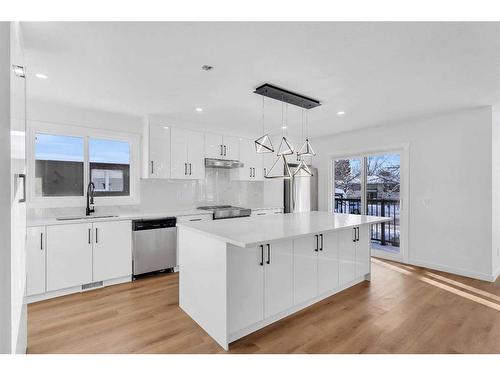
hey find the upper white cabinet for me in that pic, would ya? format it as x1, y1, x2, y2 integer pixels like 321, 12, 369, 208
205, 133, 239, 160
142, 121, 171, 179
171, 127, 205, 180
26, 226, 46, 296
232, 138, 263, 181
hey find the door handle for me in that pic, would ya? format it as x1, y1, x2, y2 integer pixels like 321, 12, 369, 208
315, 235, 319, 252
40, 232, 43, 251
224, 145, 227, 156
17, 174, 26, 202
266, 244, 270, 264
95, 228, 98, 244
320, 234, 323, 251
151, 161, 154, 175
260, 245, 264, 266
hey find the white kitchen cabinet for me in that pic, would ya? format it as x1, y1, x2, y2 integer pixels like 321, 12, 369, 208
26, 226, 46, 296
293, 235, 318, 304
92, 220, 132, 281
355, 225, 370, 278
339, 227, 357, 286
227, 245, 264, 333
171, 127, 205, 180
318, 232, 339, 294
205, 133, 239, 160
232, 138, 263, 181
264, 241, 293, 318
148, 124, 171, 178
251, 208, 283, 217
46, 223, 93, 292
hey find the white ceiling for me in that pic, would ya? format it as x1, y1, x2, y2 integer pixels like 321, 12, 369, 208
22, 22, 500, 138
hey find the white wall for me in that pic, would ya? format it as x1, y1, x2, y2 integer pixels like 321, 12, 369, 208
312, 107, 495, 281
492, 106, 500, 280
0, 21, 12, 354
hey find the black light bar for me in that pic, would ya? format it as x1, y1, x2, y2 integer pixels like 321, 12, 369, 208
254, 83, 321, 109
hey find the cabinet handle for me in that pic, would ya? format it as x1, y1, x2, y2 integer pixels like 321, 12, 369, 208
260, 245, 264, 266
95, 228, 98, 244
40, 232, 43, 250
224, 145, 227, 156
18, 174, 26, 202
151, 161, 154, 175
220, 145, 223, 156
315, 235, 319, 252
266, 244, 270, 264
184, 163, 187, 175
353, 228, 356, 242
88, 228, 91, 244
356, 227, 360, 242
257, 213, 266, 216
320, 234, 323, 251
189, 218, 202, 222
250, 167, 252, 178
189, 163, 192, 175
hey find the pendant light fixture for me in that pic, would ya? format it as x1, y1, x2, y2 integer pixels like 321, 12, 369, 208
294, 109, 313, 177
276, 102, 295, 156
265, 154, 292, 179
254, 96, 274, 153
297, 109, 316, 157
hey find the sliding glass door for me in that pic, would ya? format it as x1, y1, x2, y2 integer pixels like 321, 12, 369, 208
333, 151, 403, 260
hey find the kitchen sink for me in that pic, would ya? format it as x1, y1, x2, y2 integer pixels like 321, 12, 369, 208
56, 215, 118, 221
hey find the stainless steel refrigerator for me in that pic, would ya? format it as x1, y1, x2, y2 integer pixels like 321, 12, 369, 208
284, 163, 318, 213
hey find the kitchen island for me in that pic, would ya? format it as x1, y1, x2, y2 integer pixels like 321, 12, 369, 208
177, 211, 390, 350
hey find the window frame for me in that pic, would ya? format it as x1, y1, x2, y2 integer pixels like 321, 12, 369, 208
27, 120, 140, 208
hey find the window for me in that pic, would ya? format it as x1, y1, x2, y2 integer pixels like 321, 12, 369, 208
89, 138, 130, 196
35, 134, 84, 197
30, 124, 139, 207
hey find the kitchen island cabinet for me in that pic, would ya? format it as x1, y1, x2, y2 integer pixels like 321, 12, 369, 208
177, 211, 390, 350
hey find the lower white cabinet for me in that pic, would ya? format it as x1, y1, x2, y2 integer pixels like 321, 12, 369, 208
317, 231, 340, 295
32, 220, 132, 296
264, 241, 293, 318
227, 240, 293, 333
26, 226, 46, 296
355, 225, 370, 278
227, 244, 264, 333
339, 227, 357, 286
47, 223, 93, 292
293, 235, 318, 304
92, 220, 132, 282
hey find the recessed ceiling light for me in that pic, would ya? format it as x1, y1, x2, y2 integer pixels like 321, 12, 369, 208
163, 126, 169, 129
195, 108, 203, 112
35, 73, 47, 79
337, 111, 346, 116
201, 65, 214, 71
281, 126, 287, 129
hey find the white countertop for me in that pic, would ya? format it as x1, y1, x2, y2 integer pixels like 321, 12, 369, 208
177, 211, 391, 248
27, 208, 212, 227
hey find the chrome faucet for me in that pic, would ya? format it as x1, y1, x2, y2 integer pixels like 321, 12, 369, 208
86, 182, 95, 216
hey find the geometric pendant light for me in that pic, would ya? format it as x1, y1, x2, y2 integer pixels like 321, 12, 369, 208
297, 138, 315, 156
293, 159, 313, 177
254, 96, 274, 153
264, 154, 292, 179
276, 136, 295, 156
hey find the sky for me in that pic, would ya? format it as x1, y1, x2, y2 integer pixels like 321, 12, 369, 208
35, 134, 130, 164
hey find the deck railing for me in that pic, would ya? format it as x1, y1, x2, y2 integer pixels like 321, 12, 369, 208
334, 197, 400, 247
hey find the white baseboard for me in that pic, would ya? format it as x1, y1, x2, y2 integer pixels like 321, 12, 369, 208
407, 258, 495, 282
493, 266, 500, 282
25, 275, 132, 304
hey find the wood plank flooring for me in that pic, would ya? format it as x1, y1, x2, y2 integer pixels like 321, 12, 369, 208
27, 258, 500, 354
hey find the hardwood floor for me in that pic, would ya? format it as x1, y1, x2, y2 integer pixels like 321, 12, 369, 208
27, 258, 500, 354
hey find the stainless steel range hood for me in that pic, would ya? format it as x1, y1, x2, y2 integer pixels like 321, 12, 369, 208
205, 158, 244, 169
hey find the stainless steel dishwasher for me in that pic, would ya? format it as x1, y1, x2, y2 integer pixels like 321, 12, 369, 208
132, 217, 177, 277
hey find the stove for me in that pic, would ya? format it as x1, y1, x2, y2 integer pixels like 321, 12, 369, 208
197, 205, 251, 220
